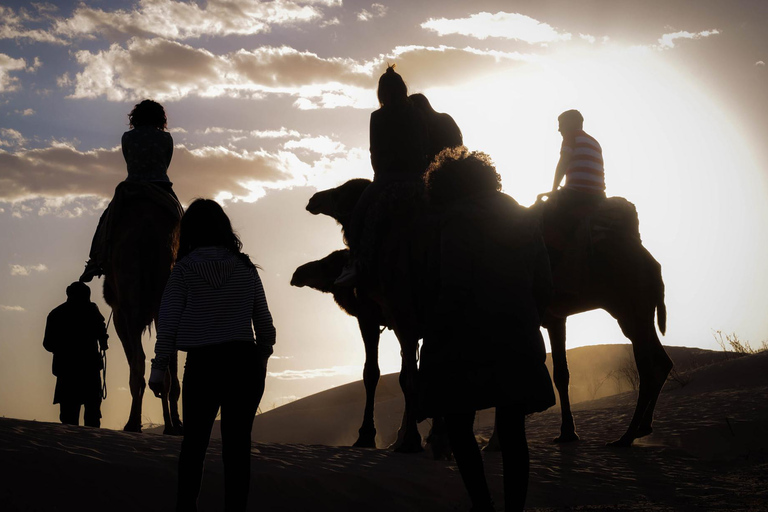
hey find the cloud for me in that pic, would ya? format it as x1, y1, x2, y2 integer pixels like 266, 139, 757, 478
14, 108, 35, 116
580, 33, 596, 44
756, 61, 765, 67
53, 0, 335, 41
284, 135, 345, 155
357, 3, 388, 22
267, 365, 359, 380
0, 5, 67, 44
0, 128, 26, 147
382, 44, 535, 90
9, 264, 48, 276
67, 38, 374, 105
0, 137, 369, 209
251, 127, 302, 139
63, 36, 536, 109
657, 29, 720, 49
421, 11, 571, 44
0, 53, 29, 92
0, 305, 26, 312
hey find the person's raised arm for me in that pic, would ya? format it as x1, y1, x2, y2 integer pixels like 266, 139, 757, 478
552, 143, 572, 192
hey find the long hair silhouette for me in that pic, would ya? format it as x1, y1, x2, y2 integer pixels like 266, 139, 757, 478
177, 198, 255, 268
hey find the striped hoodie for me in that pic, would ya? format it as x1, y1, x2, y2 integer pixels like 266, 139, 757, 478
561, 129, 605, 194
152, 246, 276, 372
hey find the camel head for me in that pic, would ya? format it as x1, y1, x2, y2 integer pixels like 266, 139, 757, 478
306, 178, 371, 225
291, 249, 349, 293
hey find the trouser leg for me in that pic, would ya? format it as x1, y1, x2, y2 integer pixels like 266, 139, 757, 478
220, 347, 265, 512
83, 398, 102, 428
59, 402, 81, 425
176, 357, 221, 512
496, 407, 528, 512
445, 411, 493, 510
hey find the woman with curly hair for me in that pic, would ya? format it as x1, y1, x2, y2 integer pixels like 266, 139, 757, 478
421, 148, 555, 511
149, 198, 276, 512
80, 99, 177, 282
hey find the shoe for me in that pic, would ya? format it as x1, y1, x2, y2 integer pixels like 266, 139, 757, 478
79, 259, 103, 283
334, 261, 359, 287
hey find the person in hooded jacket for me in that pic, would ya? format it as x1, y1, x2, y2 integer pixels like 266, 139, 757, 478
43, 281, 109, 427
148, 198, 276, 512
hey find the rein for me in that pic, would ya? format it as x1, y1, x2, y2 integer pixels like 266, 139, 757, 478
102, 311, 112, 400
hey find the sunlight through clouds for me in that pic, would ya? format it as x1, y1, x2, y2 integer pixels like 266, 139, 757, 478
421, 11, 571, 44
53, 0, 331, 40
657, 29, 720, 49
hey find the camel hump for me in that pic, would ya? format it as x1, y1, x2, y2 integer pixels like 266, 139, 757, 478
591, 196, 640, 241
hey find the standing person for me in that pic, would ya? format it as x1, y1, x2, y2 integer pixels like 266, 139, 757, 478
335, 64, 430, 285
80, 99, 178, 282
148, 198, 276, 512
421, 148, 556, 511
43, 281, 109, 427
409, 92, 463, 164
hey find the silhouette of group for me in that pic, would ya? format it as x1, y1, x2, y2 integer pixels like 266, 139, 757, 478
43, 64, 672, 512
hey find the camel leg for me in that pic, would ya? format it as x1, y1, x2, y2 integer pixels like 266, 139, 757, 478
608, 313, 672, 447
549, 316, 579, 443
391, 333, 423, 453
426, 416, 452, 460
353, 311, 381, 448
114, 311, 146, 432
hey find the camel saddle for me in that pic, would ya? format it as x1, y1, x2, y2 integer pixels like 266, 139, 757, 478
95, 181, 183, 271
543, 196, 641, 294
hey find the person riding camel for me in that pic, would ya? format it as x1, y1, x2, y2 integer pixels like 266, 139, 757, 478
334, 65, 430, 286
80, 99, 178, 283
409, 93, 463, 165
544, 109, 606, 263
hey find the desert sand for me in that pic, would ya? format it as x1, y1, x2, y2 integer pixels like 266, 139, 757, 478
1, 348, 766, 511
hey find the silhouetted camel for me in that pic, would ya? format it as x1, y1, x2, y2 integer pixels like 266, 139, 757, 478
291, 249, 386, 448
305, 179, 433, 452
102, 183, 183, 434
534, 195, 671, 447
306, 179, 671, 448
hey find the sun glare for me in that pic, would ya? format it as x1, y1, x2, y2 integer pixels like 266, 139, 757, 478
418, 45, 768, 349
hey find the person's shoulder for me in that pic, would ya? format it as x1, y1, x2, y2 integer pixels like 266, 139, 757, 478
48, 302, 68, 317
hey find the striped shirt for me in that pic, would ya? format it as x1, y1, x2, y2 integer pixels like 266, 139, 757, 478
561, 130, 605, 194
152, 246, 276, 371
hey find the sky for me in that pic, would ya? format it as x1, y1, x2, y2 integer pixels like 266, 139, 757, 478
0, 0, 767, 429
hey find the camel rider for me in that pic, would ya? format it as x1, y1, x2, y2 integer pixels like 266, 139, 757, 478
80, 100, 177, 283
545, 110, 606, 260
334, 65, 429, 287
552, 109, 605, 205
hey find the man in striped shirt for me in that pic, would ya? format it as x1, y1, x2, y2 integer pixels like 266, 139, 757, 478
552, 109, 605, 198
545, 110, 606, 263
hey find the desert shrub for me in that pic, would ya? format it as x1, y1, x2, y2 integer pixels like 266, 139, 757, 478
712, 330, 767, 358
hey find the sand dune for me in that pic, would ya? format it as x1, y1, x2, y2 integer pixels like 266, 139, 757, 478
1, 350, 766, 511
